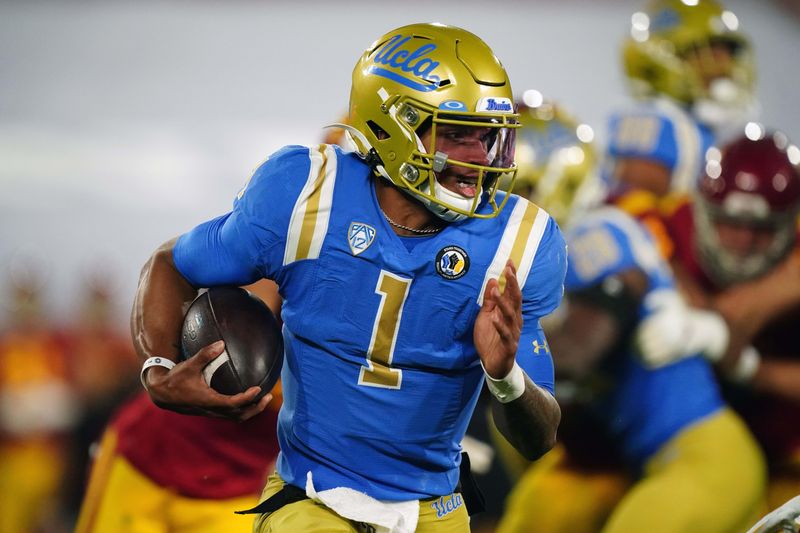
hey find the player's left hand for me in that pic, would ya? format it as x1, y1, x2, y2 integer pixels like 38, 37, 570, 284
475, 260, 522, 379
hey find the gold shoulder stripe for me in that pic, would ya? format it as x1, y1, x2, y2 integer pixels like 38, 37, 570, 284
283, 144, 338, 265
478, 197, 550, 305
498, 201, 538, 294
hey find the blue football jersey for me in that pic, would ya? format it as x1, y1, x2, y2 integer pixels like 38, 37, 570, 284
173, 144, 567, 500
602, 98, 714, 192
565, 206, 722, 465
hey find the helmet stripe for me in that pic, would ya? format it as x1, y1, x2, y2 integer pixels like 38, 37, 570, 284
368, 66, 438, 92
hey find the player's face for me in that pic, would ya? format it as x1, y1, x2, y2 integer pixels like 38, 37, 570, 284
714, 219, 777, 258
420, 124, 497, 199
682, 42, 735, 89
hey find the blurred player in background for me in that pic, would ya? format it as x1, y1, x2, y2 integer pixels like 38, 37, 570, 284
60, 273, 140, 523
132, 22, 565, 533
508, 92, 599, 229
496, 198, 766, 532
75, 279, 281, 533
489, 94, 601, 485
604, 0, 757, 255
476, 94, 599, 530
0, 271, 79, 533
661, 129, 800, 511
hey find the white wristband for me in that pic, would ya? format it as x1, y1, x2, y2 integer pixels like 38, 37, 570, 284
731, 346, 761, 383
140, 357, 177, 388
483, 361, 526, 403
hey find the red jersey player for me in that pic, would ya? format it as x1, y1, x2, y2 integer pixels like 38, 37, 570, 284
664, 128, 800, 509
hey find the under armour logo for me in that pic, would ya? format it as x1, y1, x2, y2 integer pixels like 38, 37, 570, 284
532, 339, 550, 355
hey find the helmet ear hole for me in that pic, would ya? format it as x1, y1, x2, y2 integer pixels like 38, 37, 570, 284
415, 117, 433, 138
367, 121, 390, 140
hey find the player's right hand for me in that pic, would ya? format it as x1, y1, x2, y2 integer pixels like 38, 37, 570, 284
142, 341, 270, 421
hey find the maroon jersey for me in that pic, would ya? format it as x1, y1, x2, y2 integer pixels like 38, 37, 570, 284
666, 201, 800, 469
111, 392, 279, 499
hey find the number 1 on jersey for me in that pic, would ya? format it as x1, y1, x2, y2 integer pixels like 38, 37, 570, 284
359, 270, 410, 389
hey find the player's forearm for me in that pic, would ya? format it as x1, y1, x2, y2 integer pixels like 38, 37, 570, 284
490, 378, 561, 461
131, 238, 198, 362
713, 256, 800, 337
752, 359, 800, 403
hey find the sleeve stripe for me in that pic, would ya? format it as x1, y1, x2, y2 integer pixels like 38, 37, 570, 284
654, 99, 702, 192
478, 199, 549, 305
283, 144, 337, 265
515, 207, 550, 289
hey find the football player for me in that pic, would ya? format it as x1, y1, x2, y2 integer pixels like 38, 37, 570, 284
75, 279, 281, 533
661, 129, 800, 511
132, 23, 566, 532
509, 93, 599, 229
604, 0, 756, 256
497, 200, 766, 532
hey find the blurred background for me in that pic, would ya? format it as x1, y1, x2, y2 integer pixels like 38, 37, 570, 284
0, 1, 798, 531
1, 0, 799, 325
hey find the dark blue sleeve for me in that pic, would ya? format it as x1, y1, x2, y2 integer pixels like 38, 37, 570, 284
172, 145, 312, 287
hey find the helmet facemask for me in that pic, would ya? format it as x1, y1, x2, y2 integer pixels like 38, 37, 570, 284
694, 131, 800, 287
694, 197, 797, 286
683, 38, 757, 129
397, 105, 518, 221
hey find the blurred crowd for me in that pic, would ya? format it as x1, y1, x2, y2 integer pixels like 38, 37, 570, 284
0, 270, 140, 532
3, 0, 800, 532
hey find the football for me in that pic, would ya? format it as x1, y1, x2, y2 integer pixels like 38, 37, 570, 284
181, 286, 283, 398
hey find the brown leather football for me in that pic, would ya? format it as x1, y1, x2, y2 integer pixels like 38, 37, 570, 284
181, 286, 283, 398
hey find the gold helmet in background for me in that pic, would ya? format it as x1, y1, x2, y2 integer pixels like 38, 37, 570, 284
511, 91, 598, 227
348, 23, 519, 221
623, 0, 754, 114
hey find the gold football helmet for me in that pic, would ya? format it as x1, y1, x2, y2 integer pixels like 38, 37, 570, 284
511, 92, 598, 227
623, 0, 754, 110
348, 23, 519, 221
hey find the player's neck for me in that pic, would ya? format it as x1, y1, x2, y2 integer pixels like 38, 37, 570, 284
375, 178, 445, 236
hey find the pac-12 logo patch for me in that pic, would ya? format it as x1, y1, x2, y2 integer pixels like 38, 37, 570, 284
435, 245, 470, 280
348, 222, 376, 256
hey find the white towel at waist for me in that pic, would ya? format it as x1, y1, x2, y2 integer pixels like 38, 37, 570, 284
304, 471, 419, 533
